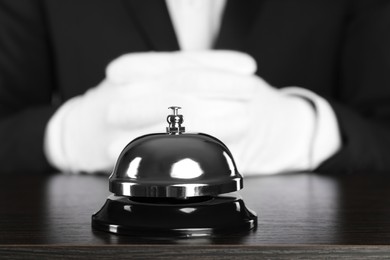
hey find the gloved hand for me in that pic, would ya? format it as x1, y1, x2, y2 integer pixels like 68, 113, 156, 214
105, 51, 340, 175
107, 68, 315, 174
44, 79, 159, 173
44, 51, 257, 173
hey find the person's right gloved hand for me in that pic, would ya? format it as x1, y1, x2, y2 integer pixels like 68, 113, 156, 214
44, 79, 163, 173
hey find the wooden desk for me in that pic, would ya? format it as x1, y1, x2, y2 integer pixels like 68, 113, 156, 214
1, 173, 390, 258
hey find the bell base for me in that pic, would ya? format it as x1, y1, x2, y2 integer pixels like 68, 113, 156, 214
92, 195, 257, 238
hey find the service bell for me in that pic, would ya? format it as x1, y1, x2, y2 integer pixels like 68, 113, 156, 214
92, 107, 257, 237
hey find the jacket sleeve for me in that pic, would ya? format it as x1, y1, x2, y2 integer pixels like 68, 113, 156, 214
318, 1, 390, 173
0, 0, 56, 174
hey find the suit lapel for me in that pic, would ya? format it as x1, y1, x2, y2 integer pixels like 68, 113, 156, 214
214, 0, 262, 50
122, 0, 179, 51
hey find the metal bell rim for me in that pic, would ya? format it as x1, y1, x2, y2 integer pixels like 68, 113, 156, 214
110, 176, 243, 198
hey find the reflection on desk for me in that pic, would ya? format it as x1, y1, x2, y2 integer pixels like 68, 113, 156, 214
1, 172, 390, 258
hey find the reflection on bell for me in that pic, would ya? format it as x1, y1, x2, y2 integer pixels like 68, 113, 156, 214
92, 107, 257, 237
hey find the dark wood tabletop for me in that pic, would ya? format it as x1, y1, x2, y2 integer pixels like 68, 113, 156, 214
1, 172, 390, 259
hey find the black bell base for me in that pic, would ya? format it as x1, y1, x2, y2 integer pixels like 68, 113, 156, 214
92, 195, 257, 238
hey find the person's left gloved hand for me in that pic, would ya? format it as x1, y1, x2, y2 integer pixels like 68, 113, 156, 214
106, 51, 337, 175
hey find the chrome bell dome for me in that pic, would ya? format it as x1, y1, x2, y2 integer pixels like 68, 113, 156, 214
109, 107, 243, 198
92, 106, 257, 237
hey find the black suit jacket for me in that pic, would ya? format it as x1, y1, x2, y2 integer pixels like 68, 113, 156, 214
0, 0, 390, 174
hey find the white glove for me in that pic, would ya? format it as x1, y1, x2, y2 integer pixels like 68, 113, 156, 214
44, 79, 161, 173
106, 51, 341, 175
44, 51, 255, 173
107, 68, 316, 174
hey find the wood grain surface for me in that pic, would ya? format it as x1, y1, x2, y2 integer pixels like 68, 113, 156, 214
1, 172, 390, 258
